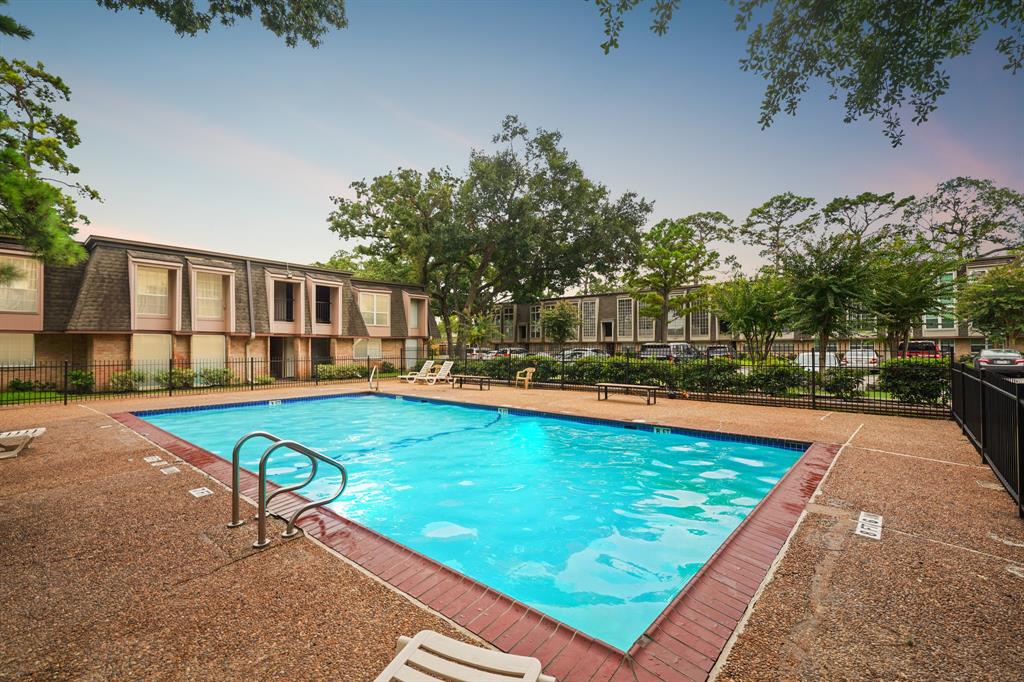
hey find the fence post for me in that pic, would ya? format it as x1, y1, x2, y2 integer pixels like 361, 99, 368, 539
314, 356, 319, 386
1016, 382, 1024, 518
168, 357, 174, 397
249, 357, 255, 390
561, 352, 565, 391
62, 360, 68, 406
810, 361, 817, 409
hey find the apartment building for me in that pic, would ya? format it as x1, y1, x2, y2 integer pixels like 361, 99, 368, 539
493, 255, 1018, 356
0, 236, 435, 379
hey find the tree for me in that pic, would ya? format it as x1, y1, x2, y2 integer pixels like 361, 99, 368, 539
628, 213, 731, 342
461, 313, 500, 349
739, 193, 817, 268
955, 259, 1024, 347
594, 1, 1024, 145
782, 231, 876, 373
710, 271, 791, 362
821, 191, 913, 240
866, 238, 960, 355
311, 248, 416, 283
905, 177, 1024, 261
96, 0, 347, 47
540, 301, 581, 347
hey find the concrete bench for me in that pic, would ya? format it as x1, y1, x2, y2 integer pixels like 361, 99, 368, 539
596, 382, 659, 405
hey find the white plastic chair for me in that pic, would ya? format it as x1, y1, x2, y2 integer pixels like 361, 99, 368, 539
373, 630, 556, 682
425, 360, 454, 385
0, 427, 46, 460
402, 360, 435, 384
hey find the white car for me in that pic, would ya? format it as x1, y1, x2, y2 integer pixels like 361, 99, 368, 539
843, 348, 880, 372
795, 351, 844, 372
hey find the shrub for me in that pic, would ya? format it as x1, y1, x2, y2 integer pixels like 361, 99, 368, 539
7, 378, 35, 392
153, 368, 196, 389
198, 367, 238, 387
254, 375, 276, 385
66, 369, 95, 394
821, 368, 866, 400
379, 361, 397, 375
677, 358, 744, 392
878, 358, 950, 405
746, 364, 806, 396
315, 363, 367, 380
109, 370, 145, 393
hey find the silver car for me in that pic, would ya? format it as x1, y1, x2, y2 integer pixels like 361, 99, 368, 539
974, 348, 1024, 374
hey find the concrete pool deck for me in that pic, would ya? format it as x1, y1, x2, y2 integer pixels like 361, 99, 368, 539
1, 381, 1022, 680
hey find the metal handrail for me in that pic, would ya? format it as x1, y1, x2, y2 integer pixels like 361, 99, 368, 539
254, 440, 347, 548
368, 365, 379, 391
227, 430, 349, 548
228, 431, 281, 527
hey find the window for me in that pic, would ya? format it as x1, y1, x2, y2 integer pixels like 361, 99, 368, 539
359, 292, 390, 327
568, 301, 582, 341
0, 255, 40, 313
136, 266, 170, 316
0, 333, 34, 366
132, 333, 172, 373
195, 272, 224, 319
502, 305, 515, 337
691, 309, 710, 336
849, 309, 875, 334
667, 311, 685, 338
191, 335, 226, 364
616, 298, 634, 340
924, 273, 956, 330
353, 338, 382, 359
529, 305, 541, 339
638, 315, 655, 341
581, 300, 597, 341
409, 298, 423, 330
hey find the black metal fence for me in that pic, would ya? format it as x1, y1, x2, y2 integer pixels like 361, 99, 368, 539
952, 363, 1023, 517
2, 348, 955, 420
0, 354, 425, 406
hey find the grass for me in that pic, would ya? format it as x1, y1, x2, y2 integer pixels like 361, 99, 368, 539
0, 390, 62, 404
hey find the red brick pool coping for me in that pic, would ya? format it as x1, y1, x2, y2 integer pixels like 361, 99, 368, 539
111, 409, 839, 682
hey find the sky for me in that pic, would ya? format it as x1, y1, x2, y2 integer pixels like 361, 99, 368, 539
3, 0, 1023, 271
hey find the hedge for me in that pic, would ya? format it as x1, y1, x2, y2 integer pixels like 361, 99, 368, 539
821, 368, 867, 400
745, 364, 806, 396
878, 358, 950, 404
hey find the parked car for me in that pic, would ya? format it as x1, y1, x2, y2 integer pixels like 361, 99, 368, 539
974, 348, 1024, 374
898, 340, 943, 359
704, 344, 734, 359
795, 351, 844, 372
639, 343, 672, 360
494, 347, 528, 357
668, 342, 702, 362
466, 347, 492, 360
844, 348, 880, 373
574, 348, 609, 359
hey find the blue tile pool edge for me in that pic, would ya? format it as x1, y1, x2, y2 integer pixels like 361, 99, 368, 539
131, 390, 812, 453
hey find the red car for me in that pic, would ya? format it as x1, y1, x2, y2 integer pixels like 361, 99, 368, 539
897, 340, 943, 359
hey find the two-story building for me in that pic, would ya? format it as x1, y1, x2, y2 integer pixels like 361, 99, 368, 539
0, 236, 435, 382
491, 255, 1019, 357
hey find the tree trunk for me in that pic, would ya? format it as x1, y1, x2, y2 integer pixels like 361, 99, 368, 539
819, 331, 828, 375
660, 301, 670, 343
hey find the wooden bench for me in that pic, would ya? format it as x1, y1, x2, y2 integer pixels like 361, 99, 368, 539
596, 382, 659, 405
452, 374, 491, 390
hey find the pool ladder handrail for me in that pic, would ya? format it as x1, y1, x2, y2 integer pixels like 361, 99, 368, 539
368, 365, 379, 391
227, 431, 348, 549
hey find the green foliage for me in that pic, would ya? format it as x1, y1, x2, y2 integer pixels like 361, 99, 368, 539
878, 359, 950, 405
198, 367, 238, 386
0, 57, 94, 274
66, 369, 95, 394
315, 363, 367, 380
312, 248, 417, 283
96, 0, 348, 48
153, 368, 195, 389
745, 364, 806, 396
0, 1, 32, 40
677, 358, 744, 393
462, 313, 500, 348
740, 193, 817, 268
539, 301, 581, 346
593, 1, 1024, 146
7, 377, 34, 391
629, 213, 730, 338
109, 370, 145, 393
710, 272, 791, 362
254, 375, 276, 385
821, 368, 866, 400
955, 259, 1024, 346
906, 177, 1024, 260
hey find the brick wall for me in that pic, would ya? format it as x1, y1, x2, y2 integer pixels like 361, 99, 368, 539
89, 334, 131, 364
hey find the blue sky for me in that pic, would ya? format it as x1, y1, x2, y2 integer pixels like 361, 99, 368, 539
4, 0, 1022, 269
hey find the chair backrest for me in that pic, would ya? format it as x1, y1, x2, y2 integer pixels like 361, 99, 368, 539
434, 361, 454, 378
416, 360, 435, 376
524, 367, 536, 377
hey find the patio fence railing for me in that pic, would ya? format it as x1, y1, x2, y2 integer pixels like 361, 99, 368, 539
951, 362, 1023, 517
2, 348, 954, 420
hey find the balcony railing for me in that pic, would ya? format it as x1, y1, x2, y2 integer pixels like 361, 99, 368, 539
315, 300, 331, 324
274, 299, 294, 322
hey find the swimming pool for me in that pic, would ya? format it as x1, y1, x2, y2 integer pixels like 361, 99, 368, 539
138, 394, 806, 650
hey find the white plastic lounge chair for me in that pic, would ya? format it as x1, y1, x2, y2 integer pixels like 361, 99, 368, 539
0, 428, 46, 460
425, 360, 454, 386
373, 630, 556, 682
403, 360, 435, 384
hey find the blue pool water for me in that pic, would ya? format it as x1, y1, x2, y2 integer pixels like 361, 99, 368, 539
139, 394, 804, 650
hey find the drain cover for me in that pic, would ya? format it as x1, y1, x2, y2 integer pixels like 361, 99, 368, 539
143, 455, 163, 463
189, 487, 213, 497
160, 466, 180, 475
854, 511, 884, 540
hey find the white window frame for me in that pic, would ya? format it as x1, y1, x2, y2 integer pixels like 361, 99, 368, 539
616, 297, 634, 341
566, 300, 582, 341
194, 271, 226, 320
529, 305, 542, 340
581, 299, 598, 342
690, 308, 710, 338
638, 314, 656, 341
0, 255, 41, 313
353, 337, 383, 359
0, 333, 34, 367
136, 265, 171, 317
359, 292, 390, 327
923, 272, 956, 332
666, 310, 685, 339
